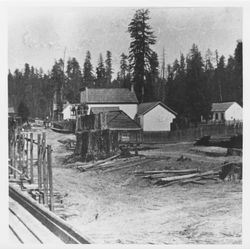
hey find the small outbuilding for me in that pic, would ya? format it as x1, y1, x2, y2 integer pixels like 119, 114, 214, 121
62, 102, 77, 120
211, 102, 242, 122
136, 101, 177, 131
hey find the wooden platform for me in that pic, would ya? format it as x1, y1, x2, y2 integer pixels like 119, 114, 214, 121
9, 197, 64, 244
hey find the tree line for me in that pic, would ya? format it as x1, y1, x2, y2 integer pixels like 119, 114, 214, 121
8, 9, 242, 124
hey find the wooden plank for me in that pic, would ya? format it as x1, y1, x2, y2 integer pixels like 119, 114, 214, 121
104, 158, 153, 173
136, 169, 199, 175
9, 209, 40, 244
30, 133, 34, 183
9, 198, 63, 244
160, 170, 218, 182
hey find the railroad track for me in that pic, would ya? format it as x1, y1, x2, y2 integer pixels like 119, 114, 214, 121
9, 185, 91, 244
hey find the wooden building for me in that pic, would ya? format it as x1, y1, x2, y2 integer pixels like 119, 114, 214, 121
136, 101, 177, 131
79, 87, 138, 119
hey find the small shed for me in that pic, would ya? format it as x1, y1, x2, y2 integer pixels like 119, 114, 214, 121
136, 101, 177, 131
211, 102, 242, 122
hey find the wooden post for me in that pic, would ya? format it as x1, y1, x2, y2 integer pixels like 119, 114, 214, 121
17, 130, 21, 173
30, 133, 34, 183
21, 134, 25, 175
42, 132, 48, 206
47, 145, 54, 211
13, 131, 16, 179
37, 134, 42, 191
25, 134, 29, 178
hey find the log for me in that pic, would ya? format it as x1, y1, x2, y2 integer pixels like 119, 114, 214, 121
135, 168, 199, 175
159, 170, 219, 182
104, 158, 153, 173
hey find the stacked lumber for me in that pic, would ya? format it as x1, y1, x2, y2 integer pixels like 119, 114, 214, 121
66, 154, 152, 173
135, 168, 220, 186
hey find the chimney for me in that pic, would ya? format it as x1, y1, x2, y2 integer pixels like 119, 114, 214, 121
131, 84, 134, 93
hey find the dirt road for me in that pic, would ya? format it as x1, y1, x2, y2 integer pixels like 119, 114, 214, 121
40, 128, 242, 244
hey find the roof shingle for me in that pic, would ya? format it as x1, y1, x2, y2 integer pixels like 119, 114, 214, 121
81, 88, 138, 104
137, 101, 177, 116
211, 102, 237, 112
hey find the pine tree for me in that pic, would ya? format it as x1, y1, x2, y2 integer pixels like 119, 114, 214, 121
96, 53, 106, 87
105, 50, 113, 87
65, 57, 82, 103
128, 9, 156, 102
83, 51, 94, 87
185, 44, 211, 123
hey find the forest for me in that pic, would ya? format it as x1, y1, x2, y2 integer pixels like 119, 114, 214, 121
8, 9, 242, 124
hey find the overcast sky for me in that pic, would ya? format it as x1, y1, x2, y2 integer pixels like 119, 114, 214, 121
8, 7, 242, 76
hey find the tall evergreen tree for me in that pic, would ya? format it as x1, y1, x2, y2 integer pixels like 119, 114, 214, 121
65, 57, 82, 103
128, 9, 156, 102
185, 44, 211, 123
105, 50, 113, 87
96, 53, 106, 87
83, 51, 94, 87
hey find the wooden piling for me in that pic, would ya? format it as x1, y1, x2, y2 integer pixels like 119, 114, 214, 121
30, 133, 33, 183
47, 145, 54, 211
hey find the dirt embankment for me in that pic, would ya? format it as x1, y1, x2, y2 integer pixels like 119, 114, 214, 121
41, 128, 242, 244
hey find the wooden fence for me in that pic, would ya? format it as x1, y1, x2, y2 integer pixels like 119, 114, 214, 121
8, 129, 54, 211
143, 123, 243, 144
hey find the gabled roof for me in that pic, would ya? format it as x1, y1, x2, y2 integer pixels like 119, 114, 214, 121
80, 88, 138, 104
90, 106, 120, 114
106, 110, 141, 130
137, 101, 177, 116
211, 102, 238, 112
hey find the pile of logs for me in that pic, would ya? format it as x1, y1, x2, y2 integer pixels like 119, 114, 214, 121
135, 168, 220, 186
66, 154, 153, 173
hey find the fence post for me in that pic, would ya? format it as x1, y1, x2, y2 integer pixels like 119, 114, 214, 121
42, 132, 48, 206
37, 134, 42, 191
25, 134, 29, 178
21, 134, 25, 175
47, 145, 54, 211
13, 130, 16, 179
30, 133, 34, 183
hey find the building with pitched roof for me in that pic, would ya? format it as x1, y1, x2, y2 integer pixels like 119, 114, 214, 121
79, 87, 138, 119
136, 101, 177, 131
211, 102, 242, 122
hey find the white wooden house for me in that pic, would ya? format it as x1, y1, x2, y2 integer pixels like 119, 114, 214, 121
136, 101, 177, 131
62, 102, 77, 120
211, 102, 242, 122
79, 87, 138, 119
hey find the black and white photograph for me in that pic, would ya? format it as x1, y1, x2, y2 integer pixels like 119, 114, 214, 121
4, 1, 248, 246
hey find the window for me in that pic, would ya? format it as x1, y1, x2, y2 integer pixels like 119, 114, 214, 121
221, 113, 224, 120
215, 113, 218, 120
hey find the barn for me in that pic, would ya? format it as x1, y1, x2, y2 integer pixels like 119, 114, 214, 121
211, 102, 242, 122
79, 87, 138, 119
136, 101, 177, 131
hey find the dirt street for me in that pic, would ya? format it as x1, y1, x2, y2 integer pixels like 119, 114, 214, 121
40, 128, 242, 244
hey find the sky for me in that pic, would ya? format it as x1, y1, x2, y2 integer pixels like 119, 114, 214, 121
8, 7, 242, 76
